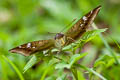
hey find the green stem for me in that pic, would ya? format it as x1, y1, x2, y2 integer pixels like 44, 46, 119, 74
71, 68, 78, 80
75, 64, 107, 80
2, 55, 24, 80
0, 56, 9, 80
92, 23, 119, 64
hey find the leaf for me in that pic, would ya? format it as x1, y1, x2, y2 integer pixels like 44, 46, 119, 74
48, 58, 59, 65
61, 29, 107, 51
40, 64, 53, 80
80, 28, 107, 43
55, 62, 69, 69
23, 53, 43, 73
69, 53, 88, 68
23, 55, 37, 73
92, 23, 119, 64
2, 55, 24, 80
55, 53, 88, 69
89, 68, 107, 80
56, 74, 67, 80
76, 64, 107, 80
39, 56, 57, 80
94, 61, 105, 68
77, 71, 85, 80
106, 59, 115, 68
0, 56, 9, 80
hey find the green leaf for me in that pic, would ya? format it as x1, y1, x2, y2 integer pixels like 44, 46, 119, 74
89, 68, 107, 80
94, 61, 105, 68
106, 34, 120, 49
55, 62, 69, 69
40, 64, 53, 80
80, 28, 107, 43
69, 53, 88, 68
0, 56, 9, 80
56, 74, 67, 80
48, 58, 59, 65
77, 71, 85, 80
92, 23, 119, 64
61, 29, 107, 51
76, 64, 107, 80
23, 55, 37, 73
55, 53, 88, 69
23, 53, 43, 73
2, 55, 24, 80
41, 57, 58, 80
106, 58, 115, 68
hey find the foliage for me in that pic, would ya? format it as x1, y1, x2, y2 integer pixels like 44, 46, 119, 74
0, 0, 120, 80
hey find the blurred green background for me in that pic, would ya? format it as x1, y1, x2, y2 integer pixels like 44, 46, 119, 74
0, 0, 120, 80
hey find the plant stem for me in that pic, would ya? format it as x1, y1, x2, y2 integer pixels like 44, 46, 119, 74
2, 55, 24, 80
71, 68, 78, 80
75, 64, 107, 80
